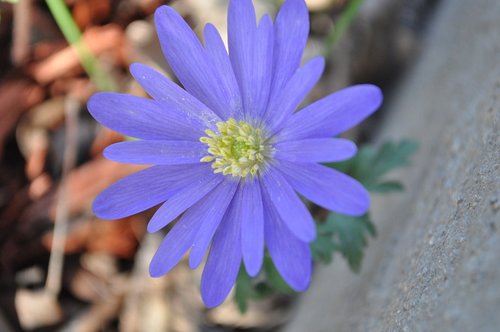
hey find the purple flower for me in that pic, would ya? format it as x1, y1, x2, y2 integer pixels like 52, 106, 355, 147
88, 0, 382, 307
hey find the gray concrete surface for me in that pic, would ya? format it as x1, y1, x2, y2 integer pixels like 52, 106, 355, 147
286, 0, 500, 331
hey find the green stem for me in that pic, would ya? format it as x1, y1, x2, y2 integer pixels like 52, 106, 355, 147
323, 0, 365, 56
45, 0, 115, 91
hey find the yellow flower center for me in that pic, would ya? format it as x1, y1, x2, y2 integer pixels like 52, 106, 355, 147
200, 118, 268, 178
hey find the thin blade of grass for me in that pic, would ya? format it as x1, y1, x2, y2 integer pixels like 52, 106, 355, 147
45, 0, 116, 91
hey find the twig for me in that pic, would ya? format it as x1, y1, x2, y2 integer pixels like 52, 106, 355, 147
45, 95, 79, 296
11, 0, 31, 65
61, 280, 124, 332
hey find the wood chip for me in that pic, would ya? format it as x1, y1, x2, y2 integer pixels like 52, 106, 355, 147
0, 79, 44, 157
49, 158, 145, 218
61, 280, 124, 332
15, 289, 63, 330
29, 24, 124, 84
305, 0, 343, 12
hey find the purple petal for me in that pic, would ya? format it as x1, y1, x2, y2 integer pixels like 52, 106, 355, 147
130, 63, 221, 129
277, 84, 383, 141
260, 168, 316, 242
203, 24, 243, 119
228, 0, 256, 112
228, 1, 274, 117
154, 6, 233, 119
149, 215, 199, 277
149, 189, 221, 277
264, 56, 324, 132
268, 0, 309, 103
240, 180, 265, 277
251, 15, 274, 117
200, 196, 242, 308
274, 138, 357, 163
93, 164, 208, 219
263, 197, 312, 291
103, 140, 207, 165
189, 180, 239, 268
278, 162, 370, 216
88, 92, 204, 140
147, 171, 223, 233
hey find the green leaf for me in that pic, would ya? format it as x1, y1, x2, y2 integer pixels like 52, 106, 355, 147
367, 140, 418, 180
366, 180, 404, 193
323, 213, 376, 272
310, 232, 337, 264
233, 255, 297, 314
263, 256, 295, 295
234, 267, 252, 314
329, 139, 418, 192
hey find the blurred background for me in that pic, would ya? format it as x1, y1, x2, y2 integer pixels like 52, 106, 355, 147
1, 0, 498, 331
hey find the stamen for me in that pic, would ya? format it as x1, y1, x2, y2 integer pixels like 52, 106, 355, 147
199, 118, 268, 178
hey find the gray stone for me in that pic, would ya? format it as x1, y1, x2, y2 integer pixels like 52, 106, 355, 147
286, 0, 500, 331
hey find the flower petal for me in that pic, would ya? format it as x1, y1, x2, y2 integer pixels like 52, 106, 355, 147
154, 6, 233, 119
252, 15, 275, 117
228, 0, 256, 110
203, 24, 243, 119
277, 84, 383, 141
129, 63, 221, 129
263, 197, 312, 291
149, 216, 199, 278
240, 180, 264, 276
228, 1, 274, 117
147, 172, 223, 233
274, 138, 357, 163
149, 190, 220, 277
189, 180, 239, 268
200, 195, 242, 308
261, 168, 316, 242
265, 56, 325, 132
103, 140, 207, 165
93, 164, 208, 219
278, 162, 370, 216
268, 0, 309, 102
88, 92, 204, 140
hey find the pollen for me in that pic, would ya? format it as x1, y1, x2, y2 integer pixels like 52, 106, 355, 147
200, 118, 268, 178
